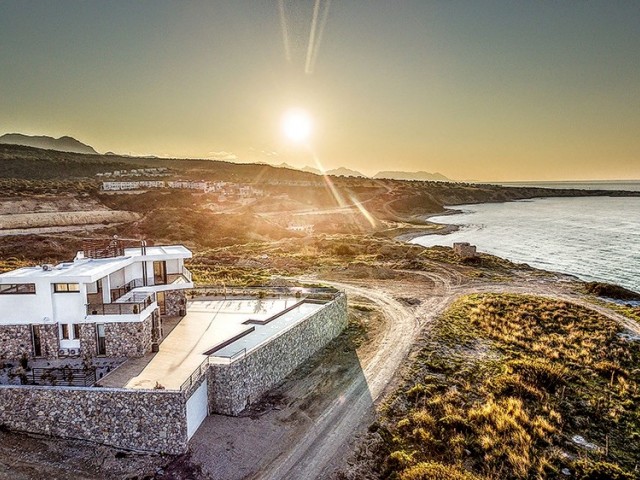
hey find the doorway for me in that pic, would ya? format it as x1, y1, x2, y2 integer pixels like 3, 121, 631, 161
96, 324, 106, 356
153, 261, 167, 285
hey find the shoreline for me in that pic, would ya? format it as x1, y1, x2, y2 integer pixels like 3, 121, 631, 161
391, 208, 462, 242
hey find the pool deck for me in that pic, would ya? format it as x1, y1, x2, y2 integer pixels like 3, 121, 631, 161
99, 296, 323, 390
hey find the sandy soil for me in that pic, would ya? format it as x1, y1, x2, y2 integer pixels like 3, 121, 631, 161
0, 196, 105, 215
0, 194, 139, 235
0, 211, 139, 230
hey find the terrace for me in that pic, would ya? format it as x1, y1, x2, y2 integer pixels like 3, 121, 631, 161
98, 293, 332, 391
87, 291, 156, 316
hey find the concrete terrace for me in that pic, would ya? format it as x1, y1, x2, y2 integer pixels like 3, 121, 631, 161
99, 297, 324, 390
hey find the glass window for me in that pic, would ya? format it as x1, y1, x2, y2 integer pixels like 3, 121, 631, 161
0, 283, 36, 294
73, 324, 81, 339
53, 283, 80, 293
61, 324, 70, 340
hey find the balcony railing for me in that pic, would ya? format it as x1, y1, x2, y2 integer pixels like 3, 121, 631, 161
110, 278, 144, 302
164, 267, 193, 285
182, 266, 193, 282
87, 292, 156, 316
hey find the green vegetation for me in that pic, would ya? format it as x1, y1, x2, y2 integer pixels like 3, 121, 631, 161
584, 282, 640, 301
372, 294, 640, 479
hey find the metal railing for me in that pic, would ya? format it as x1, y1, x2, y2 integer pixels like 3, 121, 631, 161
188, 285, 340, 300
179, 356, 210, 392
87, 292, 156, 316
28, 367, 97, 387
110, 278, 144, 302
182, 266, 193, 282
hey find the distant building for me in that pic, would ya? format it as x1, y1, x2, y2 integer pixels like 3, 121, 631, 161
287, 224, 314, 235
453, 242, 477, 259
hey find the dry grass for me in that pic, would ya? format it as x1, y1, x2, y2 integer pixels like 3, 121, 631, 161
373, 294, 640, 480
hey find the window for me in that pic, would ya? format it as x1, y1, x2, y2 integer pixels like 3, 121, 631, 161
61, 324, 70, 340
53, 283, 80, 293
31, 325, 42, 357
60, 324, 81, 340
0, 283, 36, 294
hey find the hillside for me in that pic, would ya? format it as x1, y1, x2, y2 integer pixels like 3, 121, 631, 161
343, 293, 640, 479
374, 170, 450, 182
0, 133, 98, 155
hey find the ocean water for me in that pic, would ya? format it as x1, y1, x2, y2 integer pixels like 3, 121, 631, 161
496, 180, 640, 192
412, 194, 640, 292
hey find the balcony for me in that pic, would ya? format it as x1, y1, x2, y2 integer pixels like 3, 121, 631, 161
87, 291, 156, 316
110, 277, 144, 301
154, 266, 193, 288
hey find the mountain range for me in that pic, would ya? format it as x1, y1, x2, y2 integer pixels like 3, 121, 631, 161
0, 133, 451, 181
373, 170, 450, 182
0, 133, 98, 155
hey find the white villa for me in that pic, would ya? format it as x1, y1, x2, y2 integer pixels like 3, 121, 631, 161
0, 239, 193, 360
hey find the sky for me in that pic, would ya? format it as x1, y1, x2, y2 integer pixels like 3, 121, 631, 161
1, 1, 639, 181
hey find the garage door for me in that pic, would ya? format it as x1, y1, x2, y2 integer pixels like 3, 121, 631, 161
186, 381, 208, 439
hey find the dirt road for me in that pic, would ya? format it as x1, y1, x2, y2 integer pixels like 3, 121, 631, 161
252, 267, 640, 480
254, 265, 464, 480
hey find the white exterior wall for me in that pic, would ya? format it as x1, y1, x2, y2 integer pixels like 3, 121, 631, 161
0, 278, 54, 324
52, 286, 87, 325
166, 258, 180, 274
109, 269, 126, 288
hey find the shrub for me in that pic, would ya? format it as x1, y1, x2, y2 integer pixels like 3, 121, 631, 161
399, 462, 482, 480
573, 460, 634, 480
507, 358, 567, 392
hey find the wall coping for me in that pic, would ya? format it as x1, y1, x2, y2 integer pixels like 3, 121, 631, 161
209, 293, 345, 364
0, 383, 182, 396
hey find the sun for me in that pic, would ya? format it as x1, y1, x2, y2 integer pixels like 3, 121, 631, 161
282, 108, 312, 143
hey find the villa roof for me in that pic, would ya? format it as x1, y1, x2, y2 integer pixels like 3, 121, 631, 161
0, 244, 191, 283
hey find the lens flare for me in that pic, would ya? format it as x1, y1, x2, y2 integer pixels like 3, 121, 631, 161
282, 108, 312, 143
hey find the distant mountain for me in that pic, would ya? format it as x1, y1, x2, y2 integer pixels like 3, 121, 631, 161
274, 162, 298, 170
325, 167, 366, 178
0, 133, 98, 155
300, 165, 322, 175
298, 165, 366, 177
373, 170, 450, 182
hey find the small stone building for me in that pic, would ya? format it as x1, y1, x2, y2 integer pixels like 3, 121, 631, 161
453, 242, 477, 259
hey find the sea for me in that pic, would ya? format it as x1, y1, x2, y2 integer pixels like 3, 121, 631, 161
412, 182, 640, 293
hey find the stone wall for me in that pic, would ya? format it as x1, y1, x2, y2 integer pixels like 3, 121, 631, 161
0, 325, 32, 360
208, 294, 348, 415
79, 323, 98, 357
104, 314, 153, 357
1, 324, 60, 361
163, 289, 186, 317
38, 324, 60, 358
0, 384, 187, 454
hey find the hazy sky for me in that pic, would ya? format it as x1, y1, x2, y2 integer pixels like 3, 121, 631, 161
1, 1, 639, 181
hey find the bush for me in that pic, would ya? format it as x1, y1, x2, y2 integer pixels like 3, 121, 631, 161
573, 460, 634, 480
399, 462, 481, 480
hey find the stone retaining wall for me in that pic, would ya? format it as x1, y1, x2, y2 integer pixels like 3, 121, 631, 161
207, 293, 348, 415
38, 324, 60, 358
0, 384, 188, 454
0, 325, 32, 360
164, 289, 187, 317
79, 323, 98, 357
103, 314, 153, 357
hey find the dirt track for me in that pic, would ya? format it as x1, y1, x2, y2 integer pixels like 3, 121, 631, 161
249, 267, 640, 480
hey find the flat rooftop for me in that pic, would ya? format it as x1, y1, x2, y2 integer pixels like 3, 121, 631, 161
101, 297, 325, 391
0, 244, 191, 282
